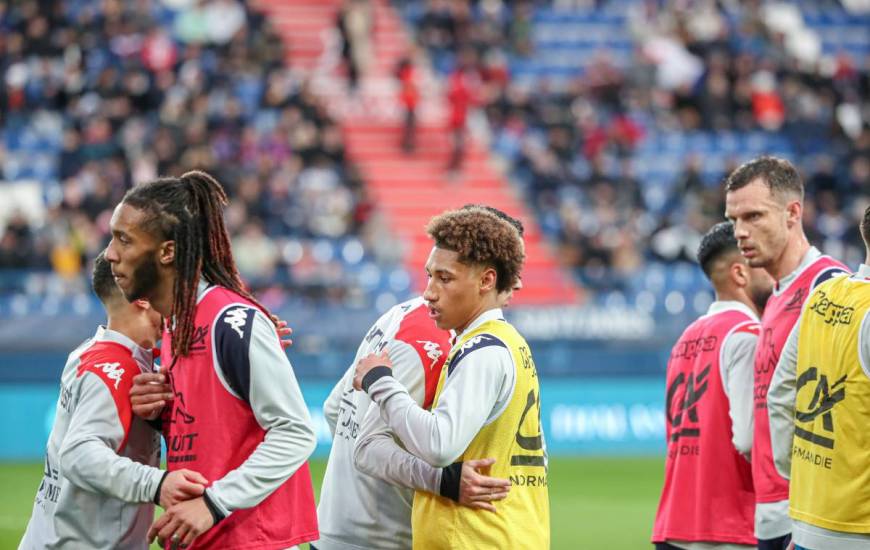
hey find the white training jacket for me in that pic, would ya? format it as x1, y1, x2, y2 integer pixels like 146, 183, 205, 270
19, 327, 163, 550
357, 307, 520, 469
314, 296, 450, 550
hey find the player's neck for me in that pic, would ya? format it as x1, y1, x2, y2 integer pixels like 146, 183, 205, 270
150, 272, 176, 318
714, 288, 755, 315
106, 315, 150, 349
769, 231, 811, 282
455, 295, 500, 335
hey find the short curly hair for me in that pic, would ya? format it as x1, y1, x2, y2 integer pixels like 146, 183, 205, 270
426, 207, 525, 293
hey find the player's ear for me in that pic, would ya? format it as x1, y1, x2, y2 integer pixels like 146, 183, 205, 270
479, 266, 497, 294
785, 198, 802, 229
731, 261, 749, 288
158, 240, 175, 266
133, 299, 151, 310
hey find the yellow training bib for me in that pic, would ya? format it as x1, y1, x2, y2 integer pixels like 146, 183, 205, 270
411, 318, 550, 549
790, 275, 870, 533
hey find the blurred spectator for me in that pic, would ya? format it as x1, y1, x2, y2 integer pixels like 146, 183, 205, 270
336, 0, 373, 91
406, 0, 868, 291
446, 49, 479, 174
233, 221, 279, 285
0, 0, 374, 303
396, 53, 420, 153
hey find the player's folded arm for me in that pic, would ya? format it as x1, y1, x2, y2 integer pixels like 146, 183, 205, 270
364, 344, 513, 468
353, 400, 443, 492
60, 369, 164, 503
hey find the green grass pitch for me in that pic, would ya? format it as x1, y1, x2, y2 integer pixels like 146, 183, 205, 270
0, 456, 664, 549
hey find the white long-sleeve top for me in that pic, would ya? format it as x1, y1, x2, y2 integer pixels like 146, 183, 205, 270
19, 327, 163, 550
713, 300, 758, 458
768, 264, 870, 550
315, 297, 450, 550
189, 283, 317, 518
360, 308, 516, 468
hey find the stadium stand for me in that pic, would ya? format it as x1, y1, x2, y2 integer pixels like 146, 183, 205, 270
0, 0, 397, 309
0, 0, 867, 350
399, 0, 868, 315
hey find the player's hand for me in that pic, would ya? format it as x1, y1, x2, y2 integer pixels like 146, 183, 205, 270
130, 372, 172, 420
353, 350, 393, 391
159, 469, 209, 509
270, 314, 293, 349
458, 458, 511, 512
149, 496, 214, 548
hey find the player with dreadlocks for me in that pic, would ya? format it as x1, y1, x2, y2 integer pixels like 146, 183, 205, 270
108, 170, 318, 549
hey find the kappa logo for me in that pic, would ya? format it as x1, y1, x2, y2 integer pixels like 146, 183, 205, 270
756, 328, 779, 376
808, 290, 855, 326
95, 362, 124, 390
753, 328, 779, 409
190, 325, 208, 352
446, 334, 506, 377
224, 308, 248, 339
416, 340, 443, 369
365, 326, 385, 346
166, 371, 196, 425
784, 287, 806, 313
461, 335, 490, 351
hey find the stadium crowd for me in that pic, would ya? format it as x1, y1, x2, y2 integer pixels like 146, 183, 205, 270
0, 0, 867, 306
405, 0, 869, 292
0, 0, 373, 300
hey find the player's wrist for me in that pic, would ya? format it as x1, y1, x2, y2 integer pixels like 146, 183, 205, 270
202, 489, 226, 525
361, 366, 392, 393
439, 462, 463, 502
153, 471, 169, 506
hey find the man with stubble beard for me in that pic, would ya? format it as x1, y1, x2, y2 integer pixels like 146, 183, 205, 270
724, 157, 847, 550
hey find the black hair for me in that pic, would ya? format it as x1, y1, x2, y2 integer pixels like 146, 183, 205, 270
461, 204, 525, 236
92, 251, 122, 304
697, 222, 739, 279
121, 170, 268, 357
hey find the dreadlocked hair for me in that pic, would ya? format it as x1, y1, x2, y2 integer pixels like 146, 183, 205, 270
121, 170, 270, 357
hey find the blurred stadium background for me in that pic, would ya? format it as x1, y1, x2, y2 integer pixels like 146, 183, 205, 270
0, 0, 867, 547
